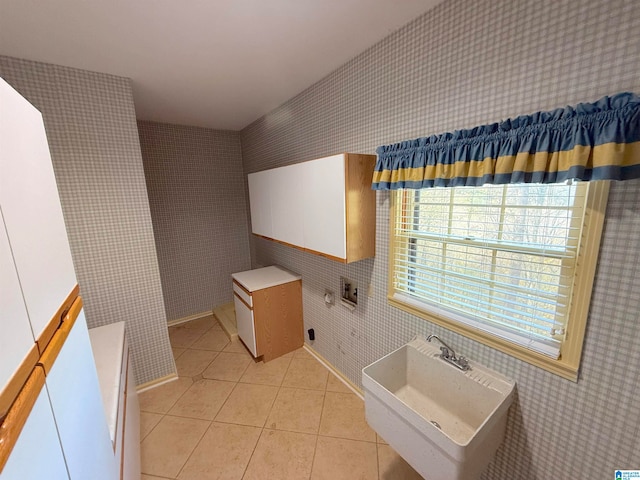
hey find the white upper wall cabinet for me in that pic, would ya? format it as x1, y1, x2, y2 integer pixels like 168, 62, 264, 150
248, 153, 376, 263
303, 154, 347, 259
247, 169, 273, 238
270, 163, 305, 247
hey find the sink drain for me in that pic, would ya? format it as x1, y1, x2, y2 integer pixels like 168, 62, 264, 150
430, 420, 441, 429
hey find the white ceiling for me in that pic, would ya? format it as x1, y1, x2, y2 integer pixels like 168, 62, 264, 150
0, 0, 443, 130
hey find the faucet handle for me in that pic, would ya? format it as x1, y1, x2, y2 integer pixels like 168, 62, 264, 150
457, 356, 470, 370
439, 346, 451, 359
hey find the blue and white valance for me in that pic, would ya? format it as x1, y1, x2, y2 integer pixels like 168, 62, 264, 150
372, 92, 640, 190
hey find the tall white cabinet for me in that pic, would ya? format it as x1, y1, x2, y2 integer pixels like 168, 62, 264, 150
1, 369, 69, 480
247, 153, 376, 263
0, 77, 118, 479
0, 75, 77, 345
0, 214, 38, 420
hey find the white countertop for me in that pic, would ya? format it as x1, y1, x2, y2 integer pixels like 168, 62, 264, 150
231, 265, 301, 292
88, 321, 125, 444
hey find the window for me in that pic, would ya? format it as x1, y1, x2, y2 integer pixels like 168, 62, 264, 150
389, 181, 609, 380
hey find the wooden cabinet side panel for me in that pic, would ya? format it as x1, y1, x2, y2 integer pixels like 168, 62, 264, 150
253, 280, 304, 362
345, 154, 376, 262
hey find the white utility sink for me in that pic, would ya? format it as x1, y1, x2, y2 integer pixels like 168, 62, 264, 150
362, 335, 515, 480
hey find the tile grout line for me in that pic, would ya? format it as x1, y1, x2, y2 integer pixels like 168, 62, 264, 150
241, 367, 286, 480
241, 352, 297, 479
144, 324, 216, 479
139, 411, 163, 443
161, 326, 382, 478
240, 424, 266, 480
307, 378, 330, 479
165, 323, 224, 479
139, 410, 167, 477
172, 417, 213, 480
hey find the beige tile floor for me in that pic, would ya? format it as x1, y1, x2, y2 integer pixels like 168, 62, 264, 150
139, 315, 422, 480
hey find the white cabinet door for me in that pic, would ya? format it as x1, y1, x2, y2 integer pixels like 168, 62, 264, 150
234, 294, 257, 357
248, 170, 273, 238
0, 377, 70, 480
303, 154, 346, 259
0, 212, 36, 415
0, 78, 77, 341
270, 163, 304, 246
46, 309, 118, 480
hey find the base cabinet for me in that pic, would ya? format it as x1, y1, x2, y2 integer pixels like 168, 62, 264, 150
46, 309, 118, 480
88, 322, 140, 480
232, 266, 304, 362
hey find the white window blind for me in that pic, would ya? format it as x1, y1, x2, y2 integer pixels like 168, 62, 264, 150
391, 182, 589, 358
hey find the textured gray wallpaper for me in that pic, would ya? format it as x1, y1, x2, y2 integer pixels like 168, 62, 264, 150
240, 0, 640, 477
138, 121, 251, 321
0, 57, 175, 386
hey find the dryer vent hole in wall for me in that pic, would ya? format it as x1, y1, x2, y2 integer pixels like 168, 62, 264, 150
341, 276, 358, 307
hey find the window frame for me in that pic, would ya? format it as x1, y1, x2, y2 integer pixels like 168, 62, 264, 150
387, 181, 610, 381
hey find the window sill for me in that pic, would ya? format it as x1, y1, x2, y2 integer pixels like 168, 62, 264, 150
388, 296, 580, 381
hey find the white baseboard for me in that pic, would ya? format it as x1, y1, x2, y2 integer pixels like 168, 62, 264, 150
167, 310, 213, 327
303, 343, 364, 399
136, 373, 178, 393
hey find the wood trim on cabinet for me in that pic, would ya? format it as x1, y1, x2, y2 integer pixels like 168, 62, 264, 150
233, 291, 252, 310
273, 238, 306, 253
252, 280, 304, 362
344, 153, 376, 263
38, 296, 82, 375
303, 248, 348, 264
232, 279, 251, 297
252, 234, 307, 254
36, 284, 80, 356
0, 365, 46, 473
0, 343, 39, 422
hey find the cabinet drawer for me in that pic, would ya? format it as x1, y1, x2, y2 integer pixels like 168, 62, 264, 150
233, 281, 252, 307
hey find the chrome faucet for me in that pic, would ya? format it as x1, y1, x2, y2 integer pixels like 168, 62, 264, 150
426, 335, 471, 371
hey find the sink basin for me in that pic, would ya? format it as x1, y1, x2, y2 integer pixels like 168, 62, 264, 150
362, 335, 515, 480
